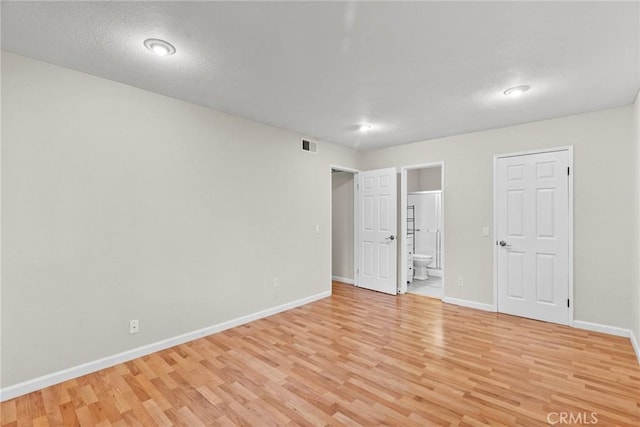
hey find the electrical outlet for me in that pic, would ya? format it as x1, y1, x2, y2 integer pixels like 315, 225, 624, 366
314, 224, 320, 234
273, 277, 279, 288
482, 227, 489, 237
129, 320, 139, 334
457, 276, 464, 287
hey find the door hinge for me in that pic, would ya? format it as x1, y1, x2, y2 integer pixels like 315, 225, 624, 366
567, 299, 570, 308
567, 166, 570, 176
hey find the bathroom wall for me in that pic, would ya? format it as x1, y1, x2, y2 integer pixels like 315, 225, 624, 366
407, 192, 441, 266
1, 52, 360, 388
407, 169, 421, 192
331, 172, 354, 282
362, 106, 636, 330
419, 167, 442, 191
407, 166, 442, 192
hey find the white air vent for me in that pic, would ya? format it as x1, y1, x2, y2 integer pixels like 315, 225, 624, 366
301, 139, 318, 154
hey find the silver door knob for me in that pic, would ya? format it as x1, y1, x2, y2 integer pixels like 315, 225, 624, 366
499, 240, 511, 247
386, 235, 395, 241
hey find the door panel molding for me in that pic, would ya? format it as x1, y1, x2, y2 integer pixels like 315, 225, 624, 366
493, 146, 574, 325
356, 167, 398, 295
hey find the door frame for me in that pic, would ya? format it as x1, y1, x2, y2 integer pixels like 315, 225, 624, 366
400, 162, 445, 295
329, 165, 359, 289
492, 146, 574, 324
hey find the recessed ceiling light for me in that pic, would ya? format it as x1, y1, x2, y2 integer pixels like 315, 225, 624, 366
503, 85, 530, 97
358, 124, 373, 132
143, 38, 176, 56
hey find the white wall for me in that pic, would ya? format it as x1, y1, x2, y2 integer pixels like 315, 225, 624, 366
362, 106, 636, 330
0, 52, 359, 388
331, 172, 354, 281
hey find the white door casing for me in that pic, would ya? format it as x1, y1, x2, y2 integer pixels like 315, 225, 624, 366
356, 168, 398, 295
496, 149, 570, 325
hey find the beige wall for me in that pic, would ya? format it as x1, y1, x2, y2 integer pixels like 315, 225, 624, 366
632, 90, 640, 345
331, 172, 354, 281
361, 106, 636, 330
407, 166, 442, 192
407, 169, 421, 192
2, 50, 638, 389
419, 166, 442, 191
0, 52, 359, 387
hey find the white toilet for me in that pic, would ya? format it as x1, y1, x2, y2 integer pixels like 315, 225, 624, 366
413, 254, 433, 280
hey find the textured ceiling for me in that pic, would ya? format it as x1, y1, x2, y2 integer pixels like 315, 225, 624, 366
2, 1, 639, 151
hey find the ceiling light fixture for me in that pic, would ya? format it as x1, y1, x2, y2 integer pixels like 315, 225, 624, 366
358, 124, 373, 132
143, 38, 176, 56
503, 85, 530, 97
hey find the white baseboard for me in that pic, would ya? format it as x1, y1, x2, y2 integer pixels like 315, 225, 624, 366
426, 268, 442, 278
630, 330, 640, 365
573, 320, 639, 365
441, 304, 639, 365
331, 275, 354, 285
572, 320, 630, 337
0, 290, 331, 402
442, 297, 496, 312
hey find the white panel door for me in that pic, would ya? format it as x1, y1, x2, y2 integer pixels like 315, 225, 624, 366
357, 168, 397, 295
496, 150, 570, 324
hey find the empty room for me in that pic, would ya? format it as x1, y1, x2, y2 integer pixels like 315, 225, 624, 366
1, 1, 639, 426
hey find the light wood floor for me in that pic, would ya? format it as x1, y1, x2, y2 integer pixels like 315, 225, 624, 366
2, 282, 639, 426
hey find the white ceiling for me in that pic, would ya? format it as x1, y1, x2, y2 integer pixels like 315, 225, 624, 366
2, 1, 639, 151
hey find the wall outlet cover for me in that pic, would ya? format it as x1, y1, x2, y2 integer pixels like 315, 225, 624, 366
129, 320, 139, 334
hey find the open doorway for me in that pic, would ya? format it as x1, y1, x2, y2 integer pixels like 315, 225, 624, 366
400, 163, 445, 298
330, 166, 357, 285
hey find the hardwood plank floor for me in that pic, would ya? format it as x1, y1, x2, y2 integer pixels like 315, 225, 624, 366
2, 282, 639, 426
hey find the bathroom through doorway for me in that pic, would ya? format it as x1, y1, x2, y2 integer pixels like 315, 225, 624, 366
400, 163, 444, 299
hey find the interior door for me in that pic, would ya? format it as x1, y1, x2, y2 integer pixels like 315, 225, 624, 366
356, 168, 398, 295
496, 150, 570, 324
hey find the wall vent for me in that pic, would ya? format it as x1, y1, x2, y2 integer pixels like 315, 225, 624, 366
301, 139, 318, 154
